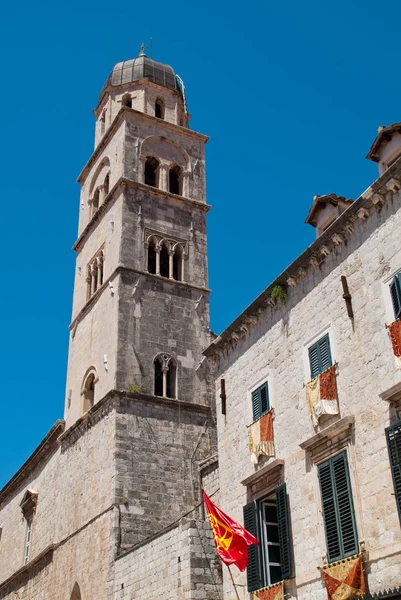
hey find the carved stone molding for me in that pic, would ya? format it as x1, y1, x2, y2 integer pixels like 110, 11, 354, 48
299, 416, 355, 464
242, 458, 284, 501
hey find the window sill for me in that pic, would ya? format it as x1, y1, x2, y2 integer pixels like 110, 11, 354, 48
299, 415, 354, 463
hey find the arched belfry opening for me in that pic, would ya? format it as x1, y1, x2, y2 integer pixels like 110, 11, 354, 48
122, 93, 132, 108
70, 583, 82, 600
155, 98, 164, 119
154, 354, 177, 399
144, 157, 159, 187
169, 165, 181, 195
159, 242, 170, 278
147, 237, 157, 274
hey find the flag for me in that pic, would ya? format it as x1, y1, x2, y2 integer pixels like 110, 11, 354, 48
203, 490, 258, 571
248, 410, 275, 464
255, 581, 284, 600
305, 365, 338, 426
321, 555, 366, 600
389, 320, 401, 368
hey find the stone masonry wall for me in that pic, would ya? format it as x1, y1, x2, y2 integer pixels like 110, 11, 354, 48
113, 518, 222, 600
212, 187, 401, 599
113, 395, 216, 549
0, 409, 116, 599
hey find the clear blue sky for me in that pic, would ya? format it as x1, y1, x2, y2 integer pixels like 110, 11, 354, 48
1, 0, 400, 487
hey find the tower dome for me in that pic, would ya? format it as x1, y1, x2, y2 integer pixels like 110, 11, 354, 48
98, 44, 180, 104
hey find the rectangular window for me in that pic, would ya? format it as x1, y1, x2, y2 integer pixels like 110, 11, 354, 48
385, 420, 401, 524
24, 518, 32, 565
308, 334, 332, 379
252, 382, 269, 421
243, 484, 292, 592
318, 452, 358, 563
390, 271, 401, 320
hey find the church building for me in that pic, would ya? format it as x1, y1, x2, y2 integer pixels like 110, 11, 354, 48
0, 47, 222, 600
1, 46, 401, 600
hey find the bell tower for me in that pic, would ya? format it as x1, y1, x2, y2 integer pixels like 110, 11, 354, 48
63, 46, 217, 557
64, 45, 211, 427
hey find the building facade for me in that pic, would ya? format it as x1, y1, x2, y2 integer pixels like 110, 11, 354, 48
0, 48, 222, 600
204, 126, 401, 598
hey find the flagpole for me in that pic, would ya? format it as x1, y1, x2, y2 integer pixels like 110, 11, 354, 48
227, 564, 241, 600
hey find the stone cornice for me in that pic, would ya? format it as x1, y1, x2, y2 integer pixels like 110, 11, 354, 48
241, 458, 284, 487
0, 420, 65, 509
69, 264, 211, 331
72, 177, 210, 252
77, 106, 208, 185
204, 156, 401, 360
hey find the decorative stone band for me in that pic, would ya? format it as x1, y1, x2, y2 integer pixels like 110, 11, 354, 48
387, 320, 401, 369
305, 365, 338, 427
254, 580, 284, 600
247, 410, 275, 464
319, 554, 366, 600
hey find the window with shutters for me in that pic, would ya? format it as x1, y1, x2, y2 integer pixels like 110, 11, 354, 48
318, 452, 359, 563
252, 382, 270, 421
308, 334, 332, 379
386, 420, 401, 524
243, 483, 293, 592
390, 271, 401, 320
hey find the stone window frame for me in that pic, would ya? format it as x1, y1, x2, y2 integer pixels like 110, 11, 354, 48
88, 171, 111, 219
86, 246, 105, 301
299, 416, 366, 563
145, 228, 188, 282
302, 324, 338, 385
153, 352, 178, 399
20, 489, 38, 565
248, 368, 273, 424
81, 366, 99, 414
381, 266, 401, 324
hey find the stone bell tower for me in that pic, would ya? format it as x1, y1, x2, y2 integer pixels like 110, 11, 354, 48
63, 44, 218, 571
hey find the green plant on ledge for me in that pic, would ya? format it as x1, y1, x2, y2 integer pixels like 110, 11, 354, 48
127, 382, 142, 393
270, 285, 287, 305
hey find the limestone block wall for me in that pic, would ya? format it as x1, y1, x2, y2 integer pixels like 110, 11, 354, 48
78, 122, 126, 235
121, 186, 208, 290
113, 518, 222, 600
124, 113, 206, 204
212, 189, 401, 598
113, 395, 216, 549
0, 410, 116, 597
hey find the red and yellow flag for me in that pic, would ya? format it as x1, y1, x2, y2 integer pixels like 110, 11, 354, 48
321, 555, 366, 600
255, 581, 284, 600
203, 490, 258, 571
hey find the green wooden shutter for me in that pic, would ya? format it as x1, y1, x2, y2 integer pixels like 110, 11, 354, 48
260, 382, 269, 415
318, 334, 332, 372
309, 335, 332, 379
276, 483, 293, 579
309, 342, 320, 379
390, 274, 401, 319
318, 452, 358, 563
252, 389, 261, 421
243, 501, 261, 592
386, 421, 401, 524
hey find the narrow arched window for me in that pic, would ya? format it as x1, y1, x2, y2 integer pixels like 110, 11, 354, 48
147, 239, 157, 274
155, 99, 164, 119
122, 93, 132, 108
154, 354, 176, 399
169, 165, 181, 195
159, 243, 169, 278
83, 373, 95, 413
144, 157, 159, 187
173, 245, 183, 281
104, 173, 110, 196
